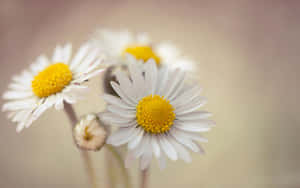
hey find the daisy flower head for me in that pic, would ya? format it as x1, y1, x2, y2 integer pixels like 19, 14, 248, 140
2, 43, 104, 132
100, 59, 214, 170
90, 29, 195, 71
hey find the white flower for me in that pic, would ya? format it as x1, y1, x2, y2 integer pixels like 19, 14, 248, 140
2, 43, 104, 132
90, 29, 195, 71
100, 60, 214, 170
74, 114, 107, 151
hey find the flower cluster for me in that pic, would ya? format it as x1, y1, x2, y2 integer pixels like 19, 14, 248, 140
2, 29, 214, 170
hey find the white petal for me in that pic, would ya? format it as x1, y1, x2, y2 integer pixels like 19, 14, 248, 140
128, 128, 144, 149
16, 122, 26, 132
78, 57, 103, 75
144, 60, 157, 95
62, 43, 72, 63
2, 98, 37, 111
62, 85, 89, 102
32, 97, 54, 120
175, 129, 208, 143
63, 94, 77, 104
73, 69, 104, 83
107, 105, 136, 118
167, 72, 185, 101
19, 98, 51, 130
128, 63, 145, 99
70, 43, 90, 69
2, 91, 33, 100
110, 82, 136, 106
168, 136, 191, 163
52, 45, 63, 62
107, 127, 139, 146
160, 69, 181, 97
7, 111, 16, 119
75, 48, 99, 74
16, 110, 34, 132
156, 66, 169, 95
151, 135, 161, 158
136, 32, 150, 44
176, 111, 212, 121
175, 96, 207, 115
30, 55, 49, 74
99, 112, 134, 125
12, 70, 33, 85
170, 129, 200, 152
132, 134, 150, 158
8, 83, 30, 91
115, 70, 137, 102
174, 120, 214, 132
195, 142, 205, 154
103, 94, 134, 109
156, 43, 180, 63
158, 136, 178, 161
54, 94, 64, 110
11, 109, 31, 123
171, 85, 202, 106
158, 152, 167, 170
164, 70, 185, 100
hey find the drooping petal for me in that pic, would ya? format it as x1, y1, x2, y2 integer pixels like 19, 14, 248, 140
107, 126, 139, 146
158, 136, 178, 161
103, 94, 134, 109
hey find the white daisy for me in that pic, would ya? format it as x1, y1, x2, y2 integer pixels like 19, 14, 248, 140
100, 59, 214, 170
90, 29, 195, 71
2, 43, 104, 132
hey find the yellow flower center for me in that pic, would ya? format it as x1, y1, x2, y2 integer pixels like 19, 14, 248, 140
31, 63, 73, 98
123, 46, 160, 65
136, 95, 175, 134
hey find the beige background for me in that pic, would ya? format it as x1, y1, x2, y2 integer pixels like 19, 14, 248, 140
1, 1, 300, 188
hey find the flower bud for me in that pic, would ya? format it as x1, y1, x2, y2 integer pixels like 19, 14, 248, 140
73, 114, 107, 151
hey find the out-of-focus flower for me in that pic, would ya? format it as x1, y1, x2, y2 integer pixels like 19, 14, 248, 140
90, 29, 195, 71
100, 60, 214, 170
2, 43, 105, 132
74, 114, 107, 151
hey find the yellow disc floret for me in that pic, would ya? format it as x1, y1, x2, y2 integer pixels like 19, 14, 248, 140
136, 95, 175, 134
31, 63, 73, 98
123, 46, 160, 65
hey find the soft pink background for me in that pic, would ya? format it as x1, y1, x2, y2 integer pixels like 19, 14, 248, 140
1, 1, 300, 187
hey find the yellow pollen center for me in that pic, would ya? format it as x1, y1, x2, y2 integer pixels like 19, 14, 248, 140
136, 95, 175, 134
123, 46, 160, 65
31, 63, 73, 98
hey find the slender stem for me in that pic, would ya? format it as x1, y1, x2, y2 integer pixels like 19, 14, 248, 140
140, 168, 149, 188
106, 145, 131, 188
64, 102, 97, 188
106, 150, 116, 188
81, 151, 97, 188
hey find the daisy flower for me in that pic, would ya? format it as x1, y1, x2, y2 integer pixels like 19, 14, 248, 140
90, 29, 195, 71
100, 60, 214, 170
2, 43, 104, 132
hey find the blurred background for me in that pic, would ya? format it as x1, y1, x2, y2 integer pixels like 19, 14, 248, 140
1, 1, 300, 188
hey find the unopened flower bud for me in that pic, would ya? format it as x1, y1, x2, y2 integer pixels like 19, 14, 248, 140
73, 114, 107, 151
